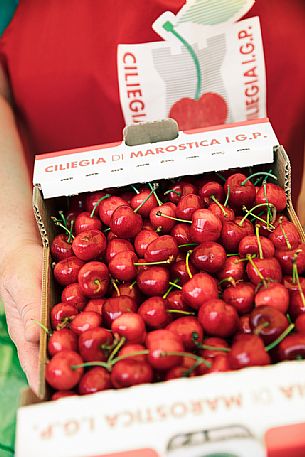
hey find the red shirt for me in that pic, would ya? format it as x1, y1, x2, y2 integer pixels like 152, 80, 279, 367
0, 0, 305, 202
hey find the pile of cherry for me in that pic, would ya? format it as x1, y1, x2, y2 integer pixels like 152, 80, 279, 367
45, 168, 305, 400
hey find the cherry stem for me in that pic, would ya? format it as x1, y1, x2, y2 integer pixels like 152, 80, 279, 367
107, 350, 149, 366
103, 227, 111, 233
263, 181, 273, 226
169, 281, 183, 290
56, 316, 73, 331
255, 224, 263, 260
148, 182, 162, 206
218, 276, 236, 287
185, 250, 193, 279
90, 194, 111, 218
130, 185, 139, 194
182, 360, 203, 377
133, 187, 156, 213
279, 218, 292, 250
71, 349, 150, 372
167, 309, 195, 316
292, 251, 305, 307
265, 323, 295, 352
51, 217, 75, 240
224, 185, 230, 207
129, 280, 137, 289
215, 172, 226, 183
247, 254, 267, 287
160, 351, 212, 368
211, 195, 228, 217
196, 344, 230, 353
254, 321, 270, 336
227, 253, 239, 257
253, 169, 273, 187
111, 279, 120, 296
241, 172, 277, 186
107, 336, 126, 363
239, 203, 276, 229
134, 256, 174, 266
178, 243, 198, 249
31, 319, 51, 335
156, 211, 191, 224
164, 189, 181, 197
163, 278, 179, 299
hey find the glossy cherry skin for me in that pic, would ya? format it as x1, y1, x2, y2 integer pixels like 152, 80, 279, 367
110, 205, 143, 239
275, 244, 305, 275
85, 190, 108, 214
221, 218, 254, 252
105, 238, 134, 263
288, 291, 305, 321
296, 315, 305, 334
78, 367, 111, 395
111, 313, 146, 344
249, 305, 289, 345
78, 327, 113, 362
138, 297, 171, 329
51, 234, 74, 261
170, 223, 192, 250
182, 272, 218, 310
208, 202, 235, 222
70, 311, 102, 335
246, 257, 282, 284
74, 212, 102, 235
61, 282, 87, 311
255, 183, 287, 212
144, 235, 178, 263
45, 351, 84, 390
149, 203, 177, 233
130, 188, 158, 217
217, 256, 245, 284
51, 390, 77, 401
137, 266, 170, 296
198, 337, 230, 358
199, 181, 224, 206
238, 235, 275, 259
78, 261, 110, 298
224, 173, 256, 210
255, 282, 289, 314
102, 296, 137, 329
165, 181, 197, 204
51, 303, 78, 330
69, 194, 87, 212
98, 195, 126, 225
167, 316, 203, 350
269, 219, 301, 250
228, 334, 271, 369
198, 299, 239, 338
146, 329, 184, 370
176, 194, 202, 221
48, 328, 78, 357
165, 365, 196, 380
276, 334, 305, 361
109, 250, 138, 282
190, 209, 222, 243
111, 359, 153, 388
111, 282, 143, 306
165, 290, 191, 313
223, 282, 255, 315
54, 256, 85, 287
170, 258, 198, 285
134, 230, 159, 257
238, 314, 252, 335
72, 229, 106, 261
83, 298, 105, 315
190, 241, 226, 274
118, 343, 148, 363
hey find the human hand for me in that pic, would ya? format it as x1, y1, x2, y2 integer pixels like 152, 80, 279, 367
0, 241, 43, 395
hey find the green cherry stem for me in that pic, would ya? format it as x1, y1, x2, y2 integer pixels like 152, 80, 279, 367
255, 224, 264, 260
254, 321, 270, 336
265, 323, 295, 352
90, 194, 111, 218
107, 336, 126, 363
148, 182, 163, 206
169, 281, 183, 290
178, 243, 198, 249
51, 216, 75, 240
210, 195, 228, 217
239, 203, 276, 229
164, 189, 181, 197
241, 172, 277, 186
111, 278, 120, 296
133, 187, 156, 213
279, 217, 292, 250
185, 250, 193, 279
224, 185, 230, 207
247, 254, 267, 287
218, 276, 236, 287
31, 319, 51, 335
292, 251, 305, 307
196, 343, 230, 353
156, 211, 191, 224
134, 256, 174, 266
71, 350, 150, 372
130, 185, 139, 194
160, 351, 212, 368
163, 278, 179, 299
167, 309, 195, 316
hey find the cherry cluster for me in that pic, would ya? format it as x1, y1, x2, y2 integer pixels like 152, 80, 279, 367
45, 168, 305, 401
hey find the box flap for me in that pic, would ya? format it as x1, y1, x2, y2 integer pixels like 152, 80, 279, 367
33, 118, 278, 199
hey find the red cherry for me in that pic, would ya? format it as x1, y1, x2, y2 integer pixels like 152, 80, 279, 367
275, 244, 305, 275
165, 365, 196, 380
238, 314, 252, 335
102, 296, 137, 329
137, 266, 169, 296
269, 220, 301, 250
83, 298, 105, 315
48, 329, 78, 356
246, 257, 282, 284
78, 327, 113, 362
217, 256, 245, 284
78, 367, 111, 395
74, 212, 102, 235
190, 241, 226, 273
208, 202, 235, 222
105, 238, 134, 263
169, 93, 228, 131
190, 209, 222, 243
170, 223, 192, 249
224, 173, 256, 210
111, 313, 146, 343
51, 303, 78, 330
150, 203, 176, 232
199, 181, 224, 206
78, 261, 110, 298
134, 230, 159, 257
167, 316, 203, 350
138, 297, 171, 329
85, 190, 108, 214
111, 282, 143, 306
276, 334, 305, 361
70, 311, 102, 335
146, 329, 184, 370
51, 390, 77, 401
221, 218, 254, 252
165, 290, 190, 313
54, 256, 85, 287
165, 181, 197, 204
144, 235, 178, 263
98, 196, 126, 225
228, 334, 270, 369
182, 272, 218, 310
176, 194, 202, 221
223, 282, 255, 315
130, 188, 158, 217
109, 250, 138, 282
61, 283, 87, 311
170, 258, 198, 285
238, 235, 275, 258
256, 183, 287, 212
118, 343, 148, 363
45, 351, 84, 390
255, 282, 289, 314
111, 359, 153, 388
72, 229, 106, 261
110, 205, 143, 239
51, 234, 73, 261
198, 337, 230, 358
249, 305, 289, 345
198, 299, 239, 338
288, 291, 305, 320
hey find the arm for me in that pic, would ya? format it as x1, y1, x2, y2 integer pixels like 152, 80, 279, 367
0, 66, 42, 394
296, 143, 305, 228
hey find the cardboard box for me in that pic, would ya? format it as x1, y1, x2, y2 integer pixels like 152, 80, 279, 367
15, 118, 305, 456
